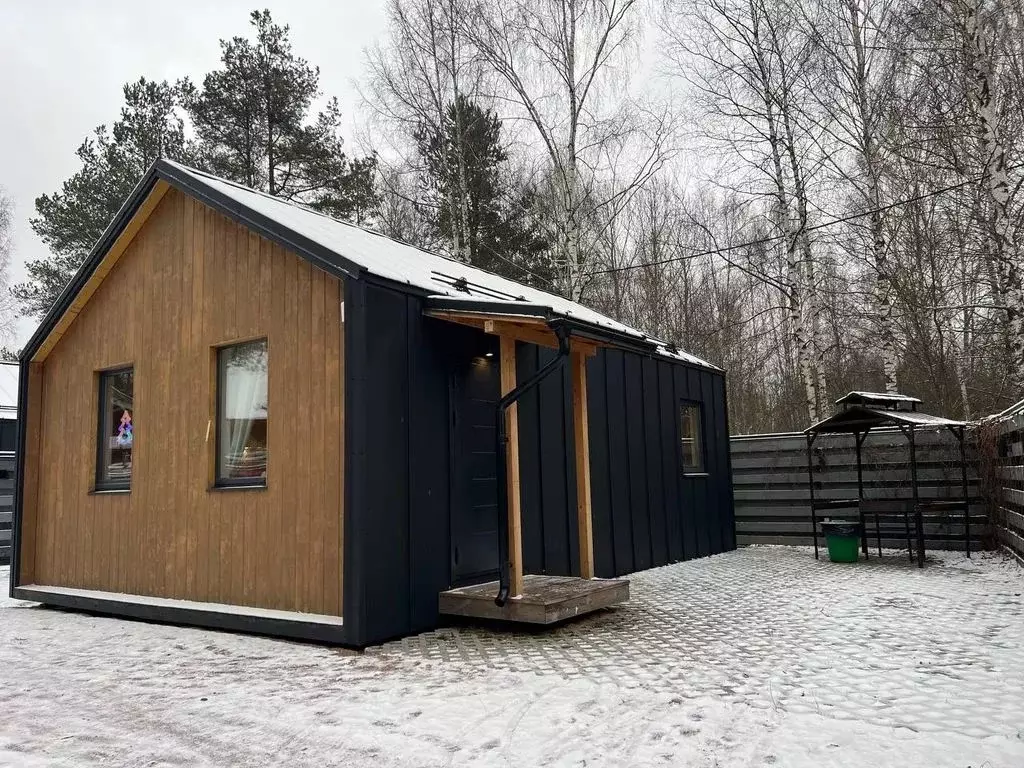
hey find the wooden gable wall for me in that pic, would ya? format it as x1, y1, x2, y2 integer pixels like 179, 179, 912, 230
19, 187, 344, 616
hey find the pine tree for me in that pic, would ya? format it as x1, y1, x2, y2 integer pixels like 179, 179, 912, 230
15, 78, 187, 316
415, 95, 552, 286
180, 10, 377, 221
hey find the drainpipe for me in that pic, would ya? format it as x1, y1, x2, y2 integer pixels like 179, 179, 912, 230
494, 321, 572, 606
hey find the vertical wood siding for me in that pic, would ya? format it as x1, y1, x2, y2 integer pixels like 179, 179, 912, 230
23, 188, 344, 615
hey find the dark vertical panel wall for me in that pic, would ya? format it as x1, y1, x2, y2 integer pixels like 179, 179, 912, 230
344, 281, 451, 646
586, 353, 616, 576
517, 346, 545, 573
407, 311, 454, 630
604, 350, 635, 573
516, 344, 578, 577
587, 348, 734, 578
642, 357, 668, 566
658, 360, 684, 562
623, 353, 652, 572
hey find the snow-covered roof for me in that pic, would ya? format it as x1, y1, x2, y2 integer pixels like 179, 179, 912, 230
806, 405, 965, 434
164, 161, 717, 371
835, 391, 922, 407
0, 363, 18, 420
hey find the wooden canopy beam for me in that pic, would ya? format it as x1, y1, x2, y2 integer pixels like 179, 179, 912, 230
571, 344, 595, 579
425, 310, 599, 356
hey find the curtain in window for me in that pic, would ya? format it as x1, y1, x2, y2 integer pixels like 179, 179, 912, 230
219, 340, 268, 481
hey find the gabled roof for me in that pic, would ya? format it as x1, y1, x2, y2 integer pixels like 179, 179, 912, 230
22, 160, 717, 371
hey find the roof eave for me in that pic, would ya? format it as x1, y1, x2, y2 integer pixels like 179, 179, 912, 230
20, 163, 164, 364
157, 159, 366, 285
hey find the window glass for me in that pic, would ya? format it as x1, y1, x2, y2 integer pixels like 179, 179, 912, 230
97, 368, 134, 489
217, 339, 268, 485
680, 403, 705, 474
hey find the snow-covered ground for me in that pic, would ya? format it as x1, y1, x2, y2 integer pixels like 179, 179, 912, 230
1, 547, 1022, 767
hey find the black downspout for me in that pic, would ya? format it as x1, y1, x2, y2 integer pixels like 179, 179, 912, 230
495, 322, 571, 607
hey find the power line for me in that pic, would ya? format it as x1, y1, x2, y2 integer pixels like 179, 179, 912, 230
586, 165, 1021, 278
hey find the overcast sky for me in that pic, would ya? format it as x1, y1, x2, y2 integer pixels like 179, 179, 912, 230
0, 1, 389, 345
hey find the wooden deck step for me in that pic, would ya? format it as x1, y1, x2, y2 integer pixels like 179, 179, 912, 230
439, 574, 629, 625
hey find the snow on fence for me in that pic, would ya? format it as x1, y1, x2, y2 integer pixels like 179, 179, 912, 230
731, 430, 986, 551
986, 410, 1024, 563
0, 452, 13, 565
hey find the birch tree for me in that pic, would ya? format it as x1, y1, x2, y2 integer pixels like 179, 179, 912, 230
805, 0, 901, 392
364, 0, 480, 261
466, 0, 670, 300
960, 0, 1024, 386
662, 0, 825, 421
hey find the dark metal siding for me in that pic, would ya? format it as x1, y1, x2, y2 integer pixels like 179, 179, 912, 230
345, 283, 734, 644
343, 281, 452, 647
585, 352, 735, 577
516, 345, 580, 578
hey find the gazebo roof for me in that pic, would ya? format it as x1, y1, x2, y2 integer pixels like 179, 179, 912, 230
834, 391, 922, 410
805, 404, 965, 435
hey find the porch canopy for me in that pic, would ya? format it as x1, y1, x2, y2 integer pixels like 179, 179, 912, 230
804, 392, 970, 567
425, 294, 705, 611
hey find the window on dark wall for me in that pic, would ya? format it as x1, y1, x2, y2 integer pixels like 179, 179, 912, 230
680, 402, 705, 474
96, 367, 134, 490
216, 339, 269, 486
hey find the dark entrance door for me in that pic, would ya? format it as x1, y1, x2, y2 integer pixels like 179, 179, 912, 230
449, 334, 501, 585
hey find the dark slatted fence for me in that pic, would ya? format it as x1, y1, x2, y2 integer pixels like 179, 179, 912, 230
993, 410, 1024, 562
0, 452, 14, 565
731, 430, 986, 551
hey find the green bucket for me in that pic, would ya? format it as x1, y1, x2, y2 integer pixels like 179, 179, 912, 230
821, 521, 861, 563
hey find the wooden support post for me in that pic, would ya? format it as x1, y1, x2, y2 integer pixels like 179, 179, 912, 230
571, 346, 595, 579
500, 335, 524, 598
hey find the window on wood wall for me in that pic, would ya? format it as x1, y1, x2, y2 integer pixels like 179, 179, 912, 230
96, 367, 134, 490
216, 339, 269, 486
680, 402, 706, 475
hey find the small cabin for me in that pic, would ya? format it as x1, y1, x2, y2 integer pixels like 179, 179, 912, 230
10, 161, 735, 646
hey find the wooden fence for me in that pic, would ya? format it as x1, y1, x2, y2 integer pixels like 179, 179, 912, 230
731, 430, 986, 551
992, 411, 1024, 562
0, 452, 13, 566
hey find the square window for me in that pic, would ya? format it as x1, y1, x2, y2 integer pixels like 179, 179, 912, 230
216, 339, 268, 486
97, 368, 134, 490
680, 402, 705, 474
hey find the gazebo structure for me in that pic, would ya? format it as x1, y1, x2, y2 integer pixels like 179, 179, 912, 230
804, 392, 971, 567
